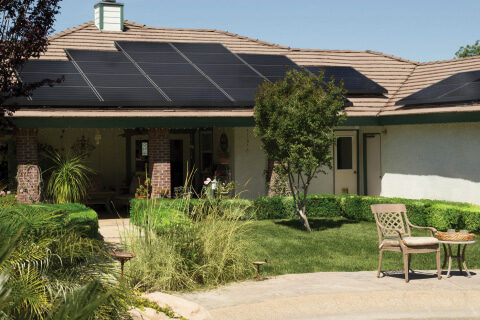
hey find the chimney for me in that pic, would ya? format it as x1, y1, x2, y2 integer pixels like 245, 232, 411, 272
94, 0, 124, 32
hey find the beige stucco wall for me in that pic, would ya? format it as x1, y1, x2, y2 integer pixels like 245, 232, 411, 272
232, 127, 336, 199
232, 127, 267, 198
381, 122, 480, 204
38, 128, 126, 191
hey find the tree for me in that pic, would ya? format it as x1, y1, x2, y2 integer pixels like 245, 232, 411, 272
254, 69, 346, 231
0, 0, 62, 127
455, 40, 480, 58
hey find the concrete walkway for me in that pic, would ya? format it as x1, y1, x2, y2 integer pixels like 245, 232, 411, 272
178, 271, 480, 320
98, 218, 130, 244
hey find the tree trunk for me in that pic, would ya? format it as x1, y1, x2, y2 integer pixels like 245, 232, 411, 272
296, 207, 311, 232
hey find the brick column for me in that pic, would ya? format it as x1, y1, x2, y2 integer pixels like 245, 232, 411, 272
148, 128, 171, 198
16, 128, 41, 203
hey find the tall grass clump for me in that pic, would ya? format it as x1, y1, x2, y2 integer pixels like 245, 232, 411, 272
45, 150, 94, 204
123, 173, 255, 292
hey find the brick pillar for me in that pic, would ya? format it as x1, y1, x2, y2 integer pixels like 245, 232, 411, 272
16, 128, 41, 203
148, 128, 171, 198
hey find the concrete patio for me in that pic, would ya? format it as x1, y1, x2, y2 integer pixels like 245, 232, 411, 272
178, 270, 480, 320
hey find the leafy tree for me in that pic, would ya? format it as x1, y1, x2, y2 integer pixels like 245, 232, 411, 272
455, 40, 480, 58
0, 0, 62, 128
254, 69, 346, 231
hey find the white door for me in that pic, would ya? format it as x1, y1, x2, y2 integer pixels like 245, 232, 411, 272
365, 133, 381, 196
334, 131, 357, 194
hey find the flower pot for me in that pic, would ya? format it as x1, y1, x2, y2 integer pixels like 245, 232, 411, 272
135, 195, 148, 200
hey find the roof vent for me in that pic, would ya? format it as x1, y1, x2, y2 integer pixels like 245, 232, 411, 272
94, 1, 124, 32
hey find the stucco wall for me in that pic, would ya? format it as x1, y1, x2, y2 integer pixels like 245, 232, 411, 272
38, 128, 126, 191
381, 122, 480, 204
233, 127, 267, 198
232, 127, 335, 198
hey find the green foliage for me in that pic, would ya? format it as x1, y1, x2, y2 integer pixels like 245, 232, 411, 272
45, 151, 94, 204
0, 203, 99, 238
253, 196, 295, 219
455, 40, 480, 58
0, 203, 129, 319
0, 194, 16, 208
254, 68, 346, 230
125, 196, 255, 292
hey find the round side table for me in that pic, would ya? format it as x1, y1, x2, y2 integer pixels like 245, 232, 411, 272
439, 240, 475, 278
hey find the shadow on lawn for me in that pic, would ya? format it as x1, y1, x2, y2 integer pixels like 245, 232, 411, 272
275, 217, 358, 231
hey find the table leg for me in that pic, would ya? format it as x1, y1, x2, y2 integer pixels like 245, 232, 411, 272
442, 243, 448, 268
447, 244, 453, 278
457, 245, 463, 273
462, 244, 471, 278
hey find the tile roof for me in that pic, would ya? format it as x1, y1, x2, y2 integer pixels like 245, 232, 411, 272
34, 20, 480, 117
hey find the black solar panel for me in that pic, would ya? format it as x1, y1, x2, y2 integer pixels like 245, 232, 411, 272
304, 66, 387, 95
116, 41, 231, 103
396, 70, 480, 106
66, 49, 167, 103
238, 53, 301, 83
17, 60, 99, 101
170, 43, 266, 102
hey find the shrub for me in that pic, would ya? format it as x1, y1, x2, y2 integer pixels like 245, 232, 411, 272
342, 195, 430, 225
253, 196, 294, 219
2, 203, 99, 238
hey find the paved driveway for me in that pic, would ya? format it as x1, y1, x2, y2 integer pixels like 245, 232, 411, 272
98, 218, 130, 244
178, 271, 480, 320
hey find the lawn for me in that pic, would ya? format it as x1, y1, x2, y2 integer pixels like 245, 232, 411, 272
247, 217, 480, 276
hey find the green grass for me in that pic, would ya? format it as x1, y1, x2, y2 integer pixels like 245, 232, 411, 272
248, 217, 480, 276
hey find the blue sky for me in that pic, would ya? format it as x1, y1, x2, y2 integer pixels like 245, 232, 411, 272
53, 0, 479, 63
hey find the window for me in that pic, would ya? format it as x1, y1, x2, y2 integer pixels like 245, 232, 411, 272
135, 139, 148, 172
337, 137, 352, 169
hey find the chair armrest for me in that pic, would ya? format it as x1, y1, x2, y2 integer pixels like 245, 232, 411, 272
408, 223, 437, 237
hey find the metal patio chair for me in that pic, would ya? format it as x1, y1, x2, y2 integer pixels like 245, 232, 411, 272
371, 204, 441, 282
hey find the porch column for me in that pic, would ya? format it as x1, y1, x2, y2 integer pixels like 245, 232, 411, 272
148, 128, 171, 198
16, 128, 41, 203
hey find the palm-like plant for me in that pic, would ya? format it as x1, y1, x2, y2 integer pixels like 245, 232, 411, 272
45, 151, 94, 204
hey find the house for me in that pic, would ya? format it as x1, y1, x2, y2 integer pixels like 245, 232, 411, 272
5, 0, 480, 205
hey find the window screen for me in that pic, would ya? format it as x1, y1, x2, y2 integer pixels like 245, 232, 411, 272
337, 137, 353, 169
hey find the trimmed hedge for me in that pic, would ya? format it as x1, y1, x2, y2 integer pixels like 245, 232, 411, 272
1, 202, 99, 238
129, 195, 480, 233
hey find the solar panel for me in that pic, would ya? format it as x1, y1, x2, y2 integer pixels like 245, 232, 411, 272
304, 66, 387, 95
396, 70, 480, 106
17, 60, 99, 102
115, 41, 231, 103
66, 49, 167, 103
171, 43, 266, 102
238, 53, 301, 83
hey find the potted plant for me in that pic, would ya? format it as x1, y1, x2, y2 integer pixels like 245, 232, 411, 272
135, 173, 151, 199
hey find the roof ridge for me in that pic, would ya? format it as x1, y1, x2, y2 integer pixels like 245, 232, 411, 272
419, 54, 480, 66
49, 21, 94, 41
53, 20, 422, 66
366, 50, 419, 65
380, 63, 419, 115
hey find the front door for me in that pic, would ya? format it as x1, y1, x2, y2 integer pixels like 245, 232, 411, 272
334, 131, 357, 194
170, 139, 184, 193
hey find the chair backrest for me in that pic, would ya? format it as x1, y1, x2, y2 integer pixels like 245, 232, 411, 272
371, 204, 411, 242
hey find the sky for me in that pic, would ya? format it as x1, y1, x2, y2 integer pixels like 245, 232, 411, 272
52, 0, 480, 63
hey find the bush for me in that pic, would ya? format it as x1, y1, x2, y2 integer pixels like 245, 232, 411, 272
5, 203, 99, 238
253, 196, 294, 219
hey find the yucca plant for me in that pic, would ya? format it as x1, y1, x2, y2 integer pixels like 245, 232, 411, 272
45, 151, 94, 204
